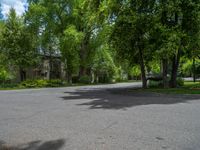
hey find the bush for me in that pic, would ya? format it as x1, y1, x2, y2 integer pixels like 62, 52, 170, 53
79, 75, 91, 84
72, 76, 79, 83
46, 79, 65, 87
0, 69, 13, 83
36, 79, 49, 87
176, 77, 184, 87
98, 75, 114, 83
129, 66, 141, 79
148, 80, 163, 88
20, 79, 66, 88
0, 83, 18, 88
148, 77, 184, 88
20, 80, 39, 88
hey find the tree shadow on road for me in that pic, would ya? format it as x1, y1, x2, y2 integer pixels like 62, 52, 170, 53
0, 139, 65, 150
61, 88, 200, 110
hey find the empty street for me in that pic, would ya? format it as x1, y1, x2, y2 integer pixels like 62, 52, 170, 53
0, 82, 200, 150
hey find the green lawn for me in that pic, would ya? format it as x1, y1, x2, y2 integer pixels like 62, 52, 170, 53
139, 81, 200, 95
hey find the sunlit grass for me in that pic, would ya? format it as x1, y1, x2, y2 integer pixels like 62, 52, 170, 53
142, 81, 200, 94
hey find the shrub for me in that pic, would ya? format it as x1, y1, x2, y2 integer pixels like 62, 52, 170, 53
129, 66, 141, 79
176, 77, 184, 87
20, 80, 39, 88
98, 75, 114, 83
36, 79, 48, 87
20, 79, 66, 88
46, 79, 65, 87
0, 83, 18, 88
148, 80, 163, 88
148, 77, 184, 88
72, 76, 79, 83
79, 75, 91, 84
0, 69, 13, 83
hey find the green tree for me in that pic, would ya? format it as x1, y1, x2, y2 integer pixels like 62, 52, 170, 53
110, 0, 157, 88
60, 25, 84, 83
26, 0, 74, 79
153, 0, 200, 87
1, 8, 37, 81
92, 44, 117, 83
70, 0, 110, 78
129, 65, 141, 80
26, 0, 112, 82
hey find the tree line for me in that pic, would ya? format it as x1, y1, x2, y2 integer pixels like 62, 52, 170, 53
0, 0, 200, 88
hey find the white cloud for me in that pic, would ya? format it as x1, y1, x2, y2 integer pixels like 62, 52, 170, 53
0, 0, 27, 17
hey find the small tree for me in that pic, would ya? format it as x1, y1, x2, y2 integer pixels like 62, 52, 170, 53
60, 25, 84, 84
92, 45, 117, 83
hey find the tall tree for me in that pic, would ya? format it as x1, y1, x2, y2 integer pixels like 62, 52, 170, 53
155, 0, 200, 87
110, 0, 157, 88
26, 0, 74, 79
60, 25, 83, 83
183, 0, 200, 83
2, 8, 37, 81
70, 0, 109, 78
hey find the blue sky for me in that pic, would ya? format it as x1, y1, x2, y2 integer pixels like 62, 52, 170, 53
0, 0, 27, 16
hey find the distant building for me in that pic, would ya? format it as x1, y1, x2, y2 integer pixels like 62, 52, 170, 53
15, 54, 66, 82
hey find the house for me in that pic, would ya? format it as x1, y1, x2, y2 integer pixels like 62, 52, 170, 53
15, 54, 66, 82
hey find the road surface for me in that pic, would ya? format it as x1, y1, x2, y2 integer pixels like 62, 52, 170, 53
0, 82, 200, 150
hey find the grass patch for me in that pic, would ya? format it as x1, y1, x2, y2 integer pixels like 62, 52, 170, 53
137, 81, 200, 95
0, 83, 22, 90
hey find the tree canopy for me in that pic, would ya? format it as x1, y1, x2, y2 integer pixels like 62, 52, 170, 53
0, 0, 200, 87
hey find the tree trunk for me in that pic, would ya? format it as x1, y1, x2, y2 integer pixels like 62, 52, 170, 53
67, 70, 72, 84
19, 68, 26, 82
162, 59, 168, 88
193, 58, 196, 83
79, 32, 91, 78
79, 65, 87, 77
170, 12, 181, 88
170, 49, 181, 88
95, 71, 99, 83
138, 47, 147, 88
79, 42, 87, 78
49, 55, 53, 80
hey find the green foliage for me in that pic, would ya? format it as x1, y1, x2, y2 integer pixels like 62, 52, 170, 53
61, 25, 84, 75
20, 79, 66, 88
47, 79, 66, 87
0, 0, 199, 88
181, 59, 200, 77
176, 77, 184, 87
0, 83, 18, 89
114, 66, 128, 82
181, 60, 193, 77
138, 82, 200, 95
0, 53, 14, 83
195, 62, 200, 76
149, 77, 184, 88
92, 45, 117, 82
1, 8, 38, 69
148, 80, 163, 88
129, 66, 141, 78
0, 69, 12, 82
79, 75, 91, 84
20, 79, 44, 88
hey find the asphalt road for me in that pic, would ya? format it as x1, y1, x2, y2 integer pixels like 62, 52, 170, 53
0, 82, 200, 150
